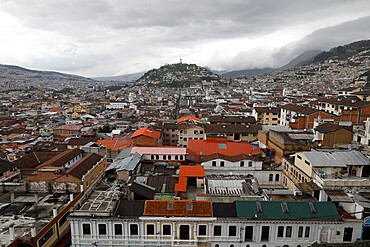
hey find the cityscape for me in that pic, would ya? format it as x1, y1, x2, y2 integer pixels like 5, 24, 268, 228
0, 1, 370, 247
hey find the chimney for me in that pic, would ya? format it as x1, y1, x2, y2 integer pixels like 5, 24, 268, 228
31, 225, 36, 237
9, 224, 15, 240
10, 191, 15, 203
53, 208, 58, 218
34, 193, 39, 204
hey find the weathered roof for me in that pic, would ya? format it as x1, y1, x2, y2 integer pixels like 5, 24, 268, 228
107, 155, 140, 171
296, 181, 321, 192
67, 137, 98, 146
96, 139, 132, 150
208, 115, 256, 124
212, 202, 237, 217
114, 200, 145, 217
129, 182, 155, 199
235, 201, 340, 219
143, 200, 212, 217
35, 148, 83, 169
0, 159, 16, 174
65, 153, 103, 180
303, 150, 370, 168
325, 190, 353, 202
14, 151, 61, 170
281, 104, 319, 115
315, 122, 352, 133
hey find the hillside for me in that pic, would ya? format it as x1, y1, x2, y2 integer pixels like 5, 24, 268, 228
221, 67, 274, 78
135, 63, 223, 88
311, 39, 370, 64
0, 64, 96, 88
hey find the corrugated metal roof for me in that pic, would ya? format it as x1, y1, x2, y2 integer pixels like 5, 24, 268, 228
131, 146, 186, 155
303, 150, 370, 167
107, 155, 140, 171
288, 133, 314, 140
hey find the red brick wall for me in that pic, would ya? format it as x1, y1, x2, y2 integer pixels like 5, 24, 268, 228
290, 112, 334, 129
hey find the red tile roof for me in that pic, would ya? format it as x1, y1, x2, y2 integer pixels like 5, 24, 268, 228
143, 200, 212, 217
131, 126, 161, 140
177, 115, 202, 124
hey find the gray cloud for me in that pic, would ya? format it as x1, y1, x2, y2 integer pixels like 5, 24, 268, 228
0, 0, 369, 76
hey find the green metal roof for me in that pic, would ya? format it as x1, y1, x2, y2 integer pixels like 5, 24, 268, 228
235, 201, 339, 219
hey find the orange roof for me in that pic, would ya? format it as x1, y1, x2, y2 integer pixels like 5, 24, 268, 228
177, 115, 201, 124
179, 165, 205, 177
131, 126, 161, 140
175, 176, 187, 192
175, 165, 204, 192
188, 139, 260, 158
143, 200, 212, 217
96, 140, 132, 150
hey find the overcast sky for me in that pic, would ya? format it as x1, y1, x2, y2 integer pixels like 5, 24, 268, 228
0, 0, 369, 77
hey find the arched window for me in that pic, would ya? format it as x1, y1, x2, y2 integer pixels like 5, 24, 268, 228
180, 155, 183, 160
156, 155, 159, 160
175, 155, 178, 160
151, 155, 154, 160
163, 155, 166, 160
168, 155, 171, 160
275, 174, 279, 182
269, 174, 273, 181
230, 245, 234, 247
215, 245, 219, 247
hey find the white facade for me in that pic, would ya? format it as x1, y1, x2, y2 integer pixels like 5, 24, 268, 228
201, 158, 281, 186
69, 217, 362, 247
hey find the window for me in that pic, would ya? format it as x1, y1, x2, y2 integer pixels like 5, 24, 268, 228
175, 155, 178, 160
269, 174, 273, 181
151, 155, 154, 159
277, 226, 284, 237
194, 130, 198, 134
114, 224, 123, 235
244, 226, 253, 241
261, 226, 269, 241
275, 174, 279, 181
305, 227, 310, 238
167, 203, 173, 210
147, 224, 155, 235
187, 204, 193, 210
168, 155, 171, 160
163, 224, 171, 235
180, 155, 183, 160
248, 161, 252, 167
297, 155, 302, 160
198, 225, 207, 236
82, 223, 91, 235
163, 155, 166, 160
156, 155, 159, 160
220, 161, 224, 167
214, 225, 222, 236
130, 224, 138, 235
240, 161, 244, 167
200, 130, 203, 134
298, 226, 303, 238
98, 224, 107, 235
305, 160, 310, 166
212, 161, 216, 167
286, 226, 292, 238
229, 226, 237, 236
